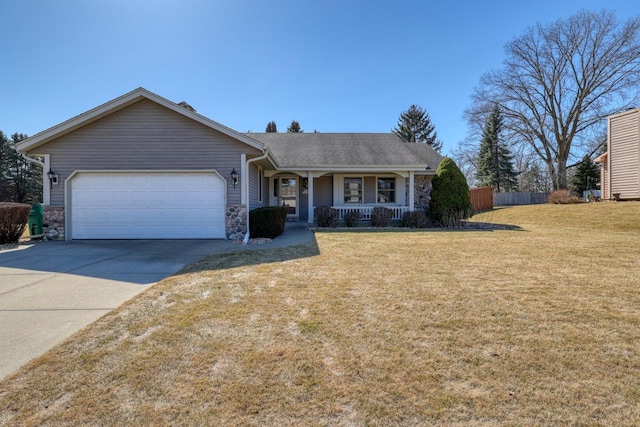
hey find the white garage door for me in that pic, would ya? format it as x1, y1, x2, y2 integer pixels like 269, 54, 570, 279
71, 172, 226, 239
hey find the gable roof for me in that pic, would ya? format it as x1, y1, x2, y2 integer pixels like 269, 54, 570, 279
247, 132, 443, 171
16, 87, 266, 153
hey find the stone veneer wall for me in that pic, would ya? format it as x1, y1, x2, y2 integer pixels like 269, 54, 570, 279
407, 175, 434, 212
43, 206, 65, 240
226, 205, 247, 240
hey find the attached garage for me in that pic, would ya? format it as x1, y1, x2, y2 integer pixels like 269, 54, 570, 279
69, 171, 226, 239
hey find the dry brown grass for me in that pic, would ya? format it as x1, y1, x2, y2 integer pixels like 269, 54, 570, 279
1, 202, 640, 426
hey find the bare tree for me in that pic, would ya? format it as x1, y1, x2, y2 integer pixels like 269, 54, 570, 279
451, 137, 479, 187
467, 10, 640, 190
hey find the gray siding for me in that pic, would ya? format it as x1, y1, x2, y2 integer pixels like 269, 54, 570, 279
248, 163, 268, 211
313, 175, 333, 206
609, 109, 640, 199
29, 99, 262, 206
363, 176, 376, 204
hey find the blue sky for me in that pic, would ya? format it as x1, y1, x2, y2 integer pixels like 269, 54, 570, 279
1, 0, 637, 155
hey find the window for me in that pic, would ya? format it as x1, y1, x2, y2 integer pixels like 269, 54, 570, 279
377, 177, 395, 203
344, 177, 362, 203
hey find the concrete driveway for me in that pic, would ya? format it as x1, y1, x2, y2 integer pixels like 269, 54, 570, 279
0, 236, 275, 380
0, 225, 315, 380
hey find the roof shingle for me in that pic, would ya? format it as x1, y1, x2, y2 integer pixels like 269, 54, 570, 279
246, 133, 442, 170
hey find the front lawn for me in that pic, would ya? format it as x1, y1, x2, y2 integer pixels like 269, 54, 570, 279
1, 202, 640, 425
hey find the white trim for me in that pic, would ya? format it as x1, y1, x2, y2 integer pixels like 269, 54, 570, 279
64, 169, 227, 241
307, 171, 314, 224
16, 88, 266, 153
43, 154, 51, 205
273, 167, 420, 175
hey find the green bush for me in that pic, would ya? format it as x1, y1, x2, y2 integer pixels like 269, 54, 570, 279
0, 202, 31, 244
401, 211, 429, 228
548, 190, 582, 204
249, 206, 287, 238
371, 207, 393, 227
315, 206, 339, 228
429, 157, 473, 227
343, 210, 361, 227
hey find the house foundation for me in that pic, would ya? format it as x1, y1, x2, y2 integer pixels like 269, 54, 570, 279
43, 206, 65, 240
225, 205, 247, 240
411, 175, 433, 212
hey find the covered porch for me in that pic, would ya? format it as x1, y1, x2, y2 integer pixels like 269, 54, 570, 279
264, 170, 432, 223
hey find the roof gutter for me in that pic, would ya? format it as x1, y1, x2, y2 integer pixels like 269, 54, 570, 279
243, 148, 270, 245
21, 153, 45, 167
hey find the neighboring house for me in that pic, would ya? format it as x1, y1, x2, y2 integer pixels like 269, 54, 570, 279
16, 88, 442, 241
595, 108, 640, 200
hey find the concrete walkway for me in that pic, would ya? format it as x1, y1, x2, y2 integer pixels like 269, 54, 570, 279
0, 223, 314, 380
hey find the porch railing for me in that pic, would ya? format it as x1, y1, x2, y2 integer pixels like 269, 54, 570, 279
321, 206, 409, 221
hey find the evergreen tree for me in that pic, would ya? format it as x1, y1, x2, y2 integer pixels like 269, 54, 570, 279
570, 155, 600, 195
429, 157, 473, 227
265, 121, 277, 132
287, 120, 302, 133
393, 104, 443, 151
475, 105, 518, 192
0, 132, 42, 203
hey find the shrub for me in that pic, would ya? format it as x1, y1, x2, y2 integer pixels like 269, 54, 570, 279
371, 207, 393, 227
401, 210, 428, 228
0, 202, 31, 245
315, 206, 339, 228
548, 190, 582, 204
343, 210, 361, 227
249, 206, 287, 238
429, 157, 473, 227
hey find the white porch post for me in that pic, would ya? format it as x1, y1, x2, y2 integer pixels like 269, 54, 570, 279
409, 171, 415, 211
43, 154, 51, 205
307, 172, 314, 224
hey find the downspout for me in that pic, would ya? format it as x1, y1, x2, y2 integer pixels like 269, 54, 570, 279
243, 148, 270, 245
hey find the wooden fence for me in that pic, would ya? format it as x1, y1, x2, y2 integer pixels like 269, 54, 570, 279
469, 187, 493, 212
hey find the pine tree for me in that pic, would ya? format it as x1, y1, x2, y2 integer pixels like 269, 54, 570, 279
393, 104, 443, 151
265, 121, 277, 132
287, 120, 302, 133
475, 105, 518, 192
0, 132, 42, 203
570, 155, 600, 196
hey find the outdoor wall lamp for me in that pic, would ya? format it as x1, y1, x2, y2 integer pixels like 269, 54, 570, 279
303, 178, 308, 189
47, 168, 59, 188
230, 168, 239, 188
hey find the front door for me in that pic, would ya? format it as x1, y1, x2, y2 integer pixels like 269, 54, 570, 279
279, 177, 298, 218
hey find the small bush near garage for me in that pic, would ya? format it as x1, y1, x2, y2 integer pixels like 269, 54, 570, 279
343, 210, 361, 227
315, 206, 339, 228
401, 211, 429, 228
249, 206, 287, 238
548, 190, 582, 204
0, 202, 31, 244
371, 207, 393, 227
